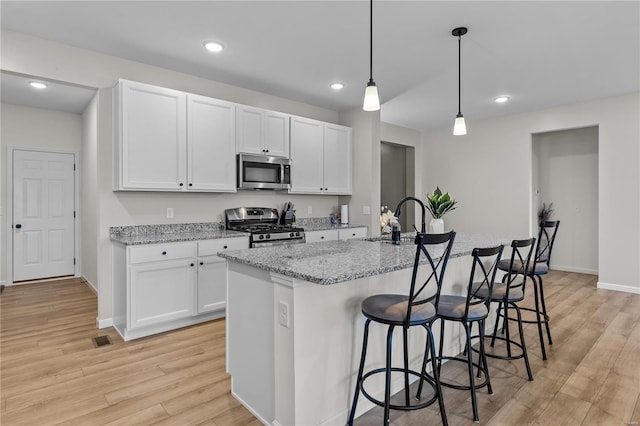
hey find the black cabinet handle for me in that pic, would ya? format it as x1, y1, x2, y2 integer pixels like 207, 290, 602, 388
325, 188, 328, 191
199, 262, 204, 266
162, 251, 167, 255
190, 263, 195, 267
15, 224, 22, 229
320, 236, 325, 239
265, 149, 269, 153
223, 245, 228, 249
352, 233, 356, 236
179, 183, 184, 187
188, 183, 193, 187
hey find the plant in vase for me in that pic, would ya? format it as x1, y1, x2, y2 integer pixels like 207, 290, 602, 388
425, 187, 457, 233
379, 206, 399, 235
538, 202, 554, 222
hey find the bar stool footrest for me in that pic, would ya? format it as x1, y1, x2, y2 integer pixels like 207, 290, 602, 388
469, 335, 527, 361
359, 367, 439, 411
427, 356, 490, 391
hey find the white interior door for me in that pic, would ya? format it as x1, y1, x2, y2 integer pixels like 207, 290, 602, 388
13, 150, 76, 281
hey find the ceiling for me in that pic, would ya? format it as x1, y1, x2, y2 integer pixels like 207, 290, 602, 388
1, 1, 638, 131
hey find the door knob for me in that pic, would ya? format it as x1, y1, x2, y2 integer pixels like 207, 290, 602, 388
15, 224, 22, 229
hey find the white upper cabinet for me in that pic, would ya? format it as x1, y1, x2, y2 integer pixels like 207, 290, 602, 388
323, 124, 352, 195
290, 116, 352, 195
115, 80, 187, 190
114, 79, 236, 192
238, 106, 290, 158
187, 95, 237, 192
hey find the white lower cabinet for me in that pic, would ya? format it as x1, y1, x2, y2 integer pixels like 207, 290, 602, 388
113, 237, 248, 340
129, 258, 196, 328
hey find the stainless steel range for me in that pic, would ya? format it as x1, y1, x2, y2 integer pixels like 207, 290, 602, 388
225, 207, 306, 248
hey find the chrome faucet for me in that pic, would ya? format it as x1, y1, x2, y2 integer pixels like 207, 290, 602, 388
393, 196, 426, 233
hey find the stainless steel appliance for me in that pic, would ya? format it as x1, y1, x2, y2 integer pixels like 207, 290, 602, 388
225, 207, 305, 248
237, 154, 291, 190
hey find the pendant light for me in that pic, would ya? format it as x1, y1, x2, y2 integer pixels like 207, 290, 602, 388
363, 0, 380, 111
452, 27, 468, 135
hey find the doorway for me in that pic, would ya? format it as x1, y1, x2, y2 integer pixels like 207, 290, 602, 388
532, 126, 598, 275
380, 142, 415, 231
8, 148, 79, 282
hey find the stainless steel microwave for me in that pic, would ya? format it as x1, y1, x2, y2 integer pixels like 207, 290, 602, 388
237, 154, 291, 190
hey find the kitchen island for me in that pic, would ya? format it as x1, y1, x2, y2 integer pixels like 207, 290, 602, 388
218, 233, 509, 426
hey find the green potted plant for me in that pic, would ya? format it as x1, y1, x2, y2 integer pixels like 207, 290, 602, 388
425, 187, 457, 233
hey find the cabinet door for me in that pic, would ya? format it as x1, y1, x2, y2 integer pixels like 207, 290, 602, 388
129, 259, 196, 329
264, 111, 290, 158
197, 256, 227, 313
305, 230, 339, 243
323, 124, 352, 195
118, 80, 186, 190
237, 106, 265, 155
290, 116, 324, 194
187, 95, 237, 192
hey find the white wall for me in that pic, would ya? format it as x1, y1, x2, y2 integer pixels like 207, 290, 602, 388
0, 103, 82, 283
81, 94, 99, 290
422, 93, 640, 293
533, 126, 598, 275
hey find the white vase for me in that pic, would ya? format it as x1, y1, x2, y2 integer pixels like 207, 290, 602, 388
429, 218, 444, 233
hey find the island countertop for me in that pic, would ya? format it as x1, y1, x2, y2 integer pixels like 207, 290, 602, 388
218, 232, 510, 285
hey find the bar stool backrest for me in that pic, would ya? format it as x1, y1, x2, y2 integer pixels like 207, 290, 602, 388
466, 245, 505, 317
505, 238, 536, 298
407, 231, 456, 327
536, 221, 560, 267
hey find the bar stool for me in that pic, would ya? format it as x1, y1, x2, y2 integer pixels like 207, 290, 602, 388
429, 244, 504, 423
471, 238, 536, 381
347, 231, 456, 426
497, 221, 560, 360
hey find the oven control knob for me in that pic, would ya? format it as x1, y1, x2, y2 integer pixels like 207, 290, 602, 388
290, 232, 294, 237
266, 234, 271, 239
259, 235, 264, 240
296, 232, 300, 237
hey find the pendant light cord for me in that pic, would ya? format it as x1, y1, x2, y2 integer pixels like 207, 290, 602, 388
369, 0, 373, 83
457, 34, 462, 115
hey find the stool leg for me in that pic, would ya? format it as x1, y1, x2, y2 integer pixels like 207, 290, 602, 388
490, 301, 502, 347
537, 275, 553, 345
438, 319, 445, 372
429, 325, 448, 426
347, 319, 371, 426
464, 322, 479, 422
402, 326, 410, 406
478, 319, 493, 395
384, 325, 395, 424
416, 325, 431, 399
531, 275, 547, 360
504, 300, 512, 359
513, 302, 534, 381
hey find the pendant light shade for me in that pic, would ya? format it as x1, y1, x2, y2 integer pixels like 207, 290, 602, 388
452, 27, 468, 135
363, 0, 380, 111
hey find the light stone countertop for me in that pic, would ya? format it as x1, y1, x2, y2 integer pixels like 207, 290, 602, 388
109, 223, 247, 245
218, 233, 511, 285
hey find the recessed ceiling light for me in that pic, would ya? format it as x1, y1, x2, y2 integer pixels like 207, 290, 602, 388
203, 41, 224, 53
330, 82, 345, 90
494, 95, 510, 103
29, 81, 48, 89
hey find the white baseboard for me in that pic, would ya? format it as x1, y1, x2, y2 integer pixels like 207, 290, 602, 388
231, 390, 271, 426
97, 317, 113, 328
597, 281, 640, 294
82, 277, 98, 294
0, 280, 6, 286
550, 264, 598, 275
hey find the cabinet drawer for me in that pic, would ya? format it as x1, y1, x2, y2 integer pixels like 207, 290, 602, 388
198, 238, 249, 257
305, 230, 339, 243
338, 227, 367, 241
129, 242, 195, 264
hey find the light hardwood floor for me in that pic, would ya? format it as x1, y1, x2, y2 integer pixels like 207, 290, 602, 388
1, 272, 638, 425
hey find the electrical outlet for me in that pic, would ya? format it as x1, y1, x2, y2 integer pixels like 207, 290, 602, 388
166, 208, 174, 218
307, 206, 313, 215
363, 206, 371, 215
279, 301, 290, 328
